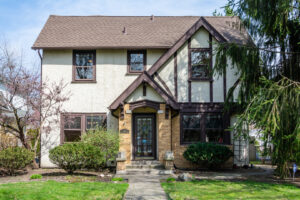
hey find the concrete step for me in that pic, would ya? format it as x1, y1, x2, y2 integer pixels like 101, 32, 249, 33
130, 160, 162, 165
126, 164, 164, 169
117, 168, 173, 175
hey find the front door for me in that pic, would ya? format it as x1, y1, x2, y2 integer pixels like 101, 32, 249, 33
133, 114, 156, 159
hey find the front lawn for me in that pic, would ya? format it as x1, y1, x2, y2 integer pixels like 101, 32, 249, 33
162, 180, 300, 200
0, 180, 128, 200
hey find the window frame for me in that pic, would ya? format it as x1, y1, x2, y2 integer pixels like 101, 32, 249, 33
72, 50, 97, 83
180, 112, 226, 145
60, 113, 107, 143
127, 50, 147, 74
188, 48, 212, 81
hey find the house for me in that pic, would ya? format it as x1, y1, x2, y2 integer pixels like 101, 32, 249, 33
32, 15, 251, 169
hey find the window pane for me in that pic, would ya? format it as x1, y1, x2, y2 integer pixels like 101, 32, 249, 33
191, 51, 210, 66
206, 129, 224, 143
183, 129, 201, 143
206, 114, 223, 129
130, 53, 144, 71
192, 65, 209, 79
182, 115, 201, 129
64, 130, 81, 142
75, 52, 94, 80
75, 53, 94, 67
86, 115, 106, 129
75, 66, 93, 79
64, 116, 81, 129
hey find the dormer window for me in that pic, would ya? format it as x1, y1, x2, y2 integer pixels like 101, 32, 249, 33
190, 49, 211, 80
127, 50, 147, 74
72, 50, 96, 83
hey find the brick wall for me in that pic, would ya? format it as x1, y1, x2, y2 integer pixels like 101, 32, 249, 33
157, 104, 172, 163
118, 104, 132, 165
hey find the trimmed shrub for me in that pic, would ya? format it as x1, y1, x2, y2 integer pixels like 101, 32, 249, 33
30, 174, 43, 179
49, 142, 105, 174
183, 142, 233, 169
0, 147, 34, 175
81, 127, 119, 165
112, 177, 124, 182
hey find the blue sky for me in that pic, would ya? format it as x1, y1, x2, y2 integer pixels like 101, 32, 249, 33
0, 0, 227, 69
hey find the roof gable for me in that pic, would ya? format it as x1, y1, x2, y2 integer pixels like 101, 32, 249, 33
147, 17, 226, 76
109, 71, 178, 110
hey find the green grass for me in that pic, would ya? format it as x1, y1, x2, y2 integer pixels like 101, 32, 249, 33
30, 174, 43, 180
111, 177, 124, 182
161, 180, 300, 200
0, 180, 128, 200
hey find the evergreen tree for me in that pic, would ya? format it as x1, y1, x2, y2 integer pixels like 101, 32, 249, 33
214, 0, 300, 178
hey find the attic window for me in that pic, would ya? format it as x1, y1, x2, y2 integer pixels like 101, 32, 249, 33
127, 50, 146, 74
72, 50, 96, 83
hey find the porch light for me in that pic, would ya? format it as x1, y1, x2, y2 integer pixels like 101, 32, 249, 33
157, 110, 164, 114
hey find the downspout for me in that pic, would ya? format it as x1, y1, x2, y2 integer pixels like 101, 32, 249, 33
37, 49, 42, 168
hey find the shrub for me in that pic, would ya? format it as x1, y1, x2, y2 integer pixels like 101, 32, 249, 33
82, 127, 119, 165
30, 174, 43, 179
49, 142, 105, 174
166, 177, 176, 182
112, 177, 124, 182
183, 142, 233, 169
0, 147, 34, 175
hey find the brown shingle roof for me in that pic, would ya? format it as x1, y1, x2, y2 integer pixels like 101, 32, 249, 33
32, 15, 251, 49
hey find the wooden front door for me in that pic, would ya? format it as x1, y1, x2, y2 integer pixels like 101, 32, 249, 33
133, 114, 156, 159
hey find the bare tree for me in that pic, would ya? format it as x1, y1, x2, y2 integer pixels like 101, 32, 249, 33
0, 43, 70, 167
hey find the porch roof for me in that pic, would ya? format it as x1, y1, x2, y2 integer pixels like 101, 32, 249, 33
109, 71, 178, 110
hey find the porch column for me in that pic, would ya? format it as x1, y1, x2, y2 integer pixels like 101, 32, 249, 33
118, 104, 132, 165
157, 104, 172, 163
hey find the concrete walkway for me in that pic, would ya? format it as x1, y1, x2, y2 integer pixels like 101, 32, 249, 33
121, 171, 168, 200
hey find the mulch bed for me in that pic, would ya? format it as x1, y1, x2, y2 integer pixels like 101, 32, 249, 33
0, 168, 123, 184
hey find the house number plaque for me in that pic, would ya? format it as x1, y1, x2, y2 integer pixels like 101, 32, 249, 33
120, 129, 129, 134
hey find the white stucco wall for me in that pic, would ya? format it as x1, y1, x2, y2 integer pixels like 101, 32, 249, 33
125, 85, 165, 103
156, 28, 234, 103
41, 49, 165, 167
177, 42, 189, 102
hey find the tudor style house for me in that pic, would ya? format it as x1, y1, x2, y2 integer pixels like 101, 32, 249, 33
33, 15, 251, 170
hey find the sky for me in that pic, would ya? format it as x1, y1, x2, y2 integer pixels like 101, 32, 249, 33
0, 0, 227, 69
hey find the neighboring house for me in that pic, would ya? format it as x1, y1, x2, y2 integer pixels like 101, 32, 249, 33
33, 15, 251, 169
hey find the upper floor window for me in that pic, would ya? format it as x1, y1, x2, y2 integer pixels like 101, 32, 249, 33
72, 50, 96, 82
181, 113, 224, 145
127, 50, 146, 74
61, 113, 106, 143
190, 49, 211, 80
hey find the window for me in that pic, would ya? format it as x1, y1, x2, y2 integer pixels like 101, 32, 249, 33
127, 50, 146, 73
181, 113, 224, 145
73, 50, 96, 82
61, 113, 106, 143
86, 115, 106, 130
205, 114, 224, 143
63, 115, 82, 142
190, 50, 211, 80
181, 114, 202, 143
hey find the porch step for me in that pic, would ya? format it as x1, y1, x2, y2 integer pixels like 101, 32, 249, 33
116, 168, 173, 175
131, 160, 162, 166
